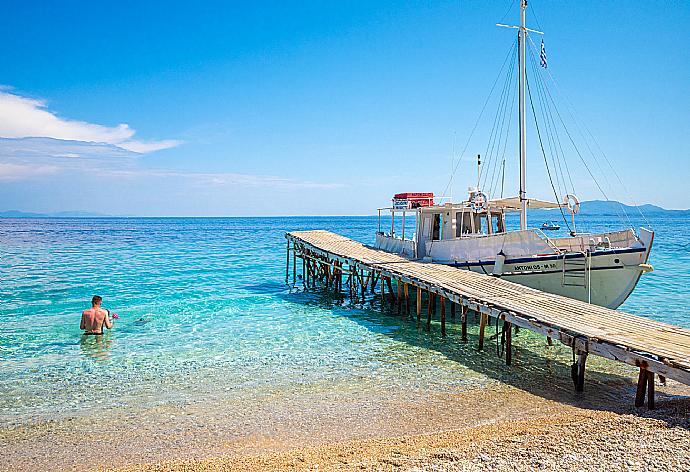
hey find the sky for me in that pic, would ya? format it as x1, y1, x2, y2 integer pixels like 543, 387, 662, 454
0, 0, 688, 216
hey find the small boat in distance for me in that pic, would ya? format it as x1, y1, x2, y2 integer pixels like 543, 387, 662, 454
541, 221, 560, 231
373, 1, 654, 309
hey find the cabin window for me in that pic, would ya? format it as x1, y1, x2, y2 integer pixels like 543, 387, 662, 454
481, 215, 491, 234
432, 214, 441, 240
493, 214, 505, 233
423, 216, 432, 238
456, 211, 471, 236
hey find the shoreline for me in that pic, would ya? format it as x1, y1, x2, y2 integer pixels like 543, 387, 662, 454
3, 373, 689, 471
113, 408, 690, 471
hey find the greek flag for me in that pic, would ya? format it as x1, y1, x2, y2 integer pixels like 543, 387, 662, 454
540, 40, 548, 68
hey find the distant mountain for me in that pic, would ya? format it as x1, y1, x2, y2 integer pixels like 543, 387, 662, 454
578, 200, 688, 216
0, 210, 110, 218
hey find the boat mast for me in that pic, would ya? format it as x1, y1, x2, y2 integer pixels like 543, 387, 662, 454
518, 0, 527, 230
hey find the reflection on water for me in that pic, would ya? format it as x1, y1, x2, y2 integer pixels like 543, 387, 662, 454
79, 332, 113, 361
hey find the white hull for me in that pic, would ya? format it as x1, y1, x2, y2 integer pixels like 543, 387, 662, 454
456, 248, 649, 309
374, 228, 653, 309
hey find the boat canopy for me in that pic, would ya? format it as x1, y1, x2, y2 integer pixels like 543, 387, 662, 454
490, 196, 565, 211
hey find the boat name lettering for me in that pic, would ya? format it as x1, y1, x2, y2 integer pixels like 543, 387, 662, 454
513, 262, 558, 271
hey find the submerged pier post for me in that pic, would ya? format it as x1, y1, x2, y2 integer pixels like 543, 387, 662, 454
293, 250, 296, 284
381, 273, 385, 308
440, 296, 446, 336
504, 320, 512, 365
285, 240, 290, 282
461, 305, 468, 342
416, 287, 422, 324
404, 283, 410, 316
478, 312, 487, 351
450, 302, 456, 320
426, 292, 434, 331
397, 280, 402, 315
386, 277, 395, 306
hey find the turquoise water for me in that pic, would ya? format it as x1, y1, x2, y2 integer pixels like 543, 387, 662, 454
0, 215, 688, 426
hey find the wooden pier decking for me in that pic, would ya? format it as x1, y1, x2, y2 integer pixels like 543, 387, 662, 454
285, 230, 690, 409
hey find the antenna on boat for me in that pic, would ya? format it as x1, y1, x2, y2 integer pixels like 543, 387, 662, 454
498, 0, 543, 230
476, 154, 481, 190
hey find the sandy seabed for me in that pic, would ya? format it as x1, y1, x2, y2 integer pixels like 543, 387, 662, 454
3, 373, 690, 472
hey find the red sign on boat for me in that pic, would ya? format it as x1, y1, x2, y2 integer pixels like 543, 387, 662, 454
393, 192, 434, 209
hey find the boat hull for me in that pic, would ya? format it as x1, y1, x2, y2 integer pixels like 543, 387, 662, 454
449, 248, 649, 309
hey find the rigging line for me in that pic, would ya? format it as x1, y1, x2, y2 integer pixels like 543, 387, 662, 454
526, 46, 565, 204
534, 58, 576, 193
440, 39, 517, 200
481, 48, 515, 191
527, 39, 641, 229
482, 44, 517, 191
489, 73, 517, 198
526, 38, 571, 197
486, 45, 517, 195
500, 159, 506, 198
528, 2, 544, 33
498, 0, 517, 25
483, 47, 517, 193
526, 73, 572, 232
525, 37, 632, 229
528, 46, 568, 199
482, 56, 512, 192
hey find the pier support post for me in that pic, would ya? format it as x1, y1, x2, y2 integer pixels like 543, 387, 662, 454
635, 367, 655, 409
381, 274, 386, 309
635, 367, 648, 408
338, 261, 343, 292
386, 277, 395, 306
416, 287, 422, 324
574, 352, 588, 393
404, 283, 410, 317
426, 292, 434, 331
547, 336, 553, 346
504, 320, 512, 365
450, 302, 456, 320
461, 305, 468, 342
397, 280, 402, 315
647, 370, 655, 410
293, 250, 296, 285
285, 241, 290, 282
478, 313, 487, 351
440, 297, 446, 336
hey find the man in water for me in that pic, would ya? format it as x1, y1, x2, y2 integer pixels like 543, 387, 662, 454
80, 295, 113, 335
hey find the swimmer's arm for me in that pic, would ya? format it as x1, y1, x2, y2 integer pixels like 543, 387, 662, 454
103, 310, 113, 330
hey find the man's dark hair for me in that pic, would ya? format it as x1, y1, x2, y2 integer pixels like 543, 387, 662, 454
92, 295, 103, 306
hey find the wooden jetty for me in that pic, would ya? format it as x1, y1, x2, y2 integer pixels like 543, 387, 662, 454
285, 230, 690, 409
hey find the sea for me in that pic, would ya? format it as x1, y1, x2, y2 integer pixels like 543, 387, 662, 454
1, 213, 688, 432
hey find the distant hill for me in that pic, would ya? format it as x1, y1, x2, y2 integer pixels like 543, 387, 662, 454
0, 210, 110, 218
577, 200, 688, 216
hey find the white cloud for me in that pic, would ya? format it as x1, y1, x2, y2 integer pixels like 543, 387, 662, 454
104, 168, 343, 189
0, 162, 60, 181
0, 90, 181, 154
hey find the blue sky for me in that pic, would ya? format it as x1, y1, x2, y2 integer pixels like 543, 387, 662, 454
0, 0, 687, 215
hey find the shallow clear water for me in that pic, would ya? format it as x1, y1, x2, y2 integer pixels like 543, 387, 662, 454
0, 214, 687, 426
